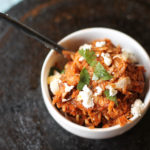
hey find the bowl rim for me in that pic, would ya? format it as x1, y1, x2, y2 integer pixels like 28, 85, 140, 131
41, 27, 150, 132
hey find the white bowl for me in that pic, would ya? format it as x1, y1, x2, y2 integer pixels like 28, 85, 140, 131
41, 28, 150, 139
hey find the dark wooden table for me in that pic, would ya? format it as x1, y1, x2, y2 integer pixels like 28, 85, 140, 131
0, 0, 150, 149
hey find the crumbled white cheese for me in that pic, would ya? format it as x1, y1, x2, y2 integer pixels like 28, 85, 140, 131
131, 99, 145, 117
77, 85, 94, 108
106, 85, 118, 96
113, 49, 137, 63
79, 56, 84, 61
94, 86, 103, 96
122, 50, 130, 61
79, 44, 92, 51
115, 77, 131, 90
53, 70, 60, 75
128, 54, 137, 63
101, 52, 112, 66
92, 73, 99, 81
62, 98, 71, 102
64, 83, 74, 93
95, 41, 106, 47
96, 54, 100, 57
122, 50, 137, 63
50, 74, 61, 95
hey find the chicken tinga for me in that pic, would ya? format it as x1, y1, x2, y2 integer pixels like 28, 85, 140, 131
47, 39, 145, 128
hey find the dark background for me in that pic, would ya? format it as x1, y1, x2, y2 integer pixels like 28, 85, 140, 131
0, 0, 150, 149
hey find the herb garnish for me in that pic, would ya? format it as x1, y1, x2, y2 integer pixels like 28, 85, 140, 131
104, 90, 118, 105
93, 62, 112, 80
78, 49, 97, 66
61, 69, 65, 74
77, 68, 90, 90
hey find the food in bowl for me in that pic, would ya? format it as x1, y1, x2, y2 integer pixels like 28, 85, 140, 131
47, 39, 145, 128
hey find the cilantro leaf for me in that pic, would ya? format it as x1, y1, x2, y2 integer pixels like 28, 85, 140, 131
90, 60, 97, 67
104, 90, 118, 105
49, 67, 60, 75
61, 69, 65, 74
94, 62, 112, 80
79, 49, 96, 66
77, 68, 90, 90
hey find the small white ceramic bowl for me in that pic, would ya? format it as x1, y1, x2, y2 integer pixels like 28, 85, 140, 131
41, 28, 150, 139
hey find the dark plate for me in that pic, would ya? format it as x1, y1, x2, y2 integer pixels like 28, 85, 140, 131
0, 0, 150, 149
